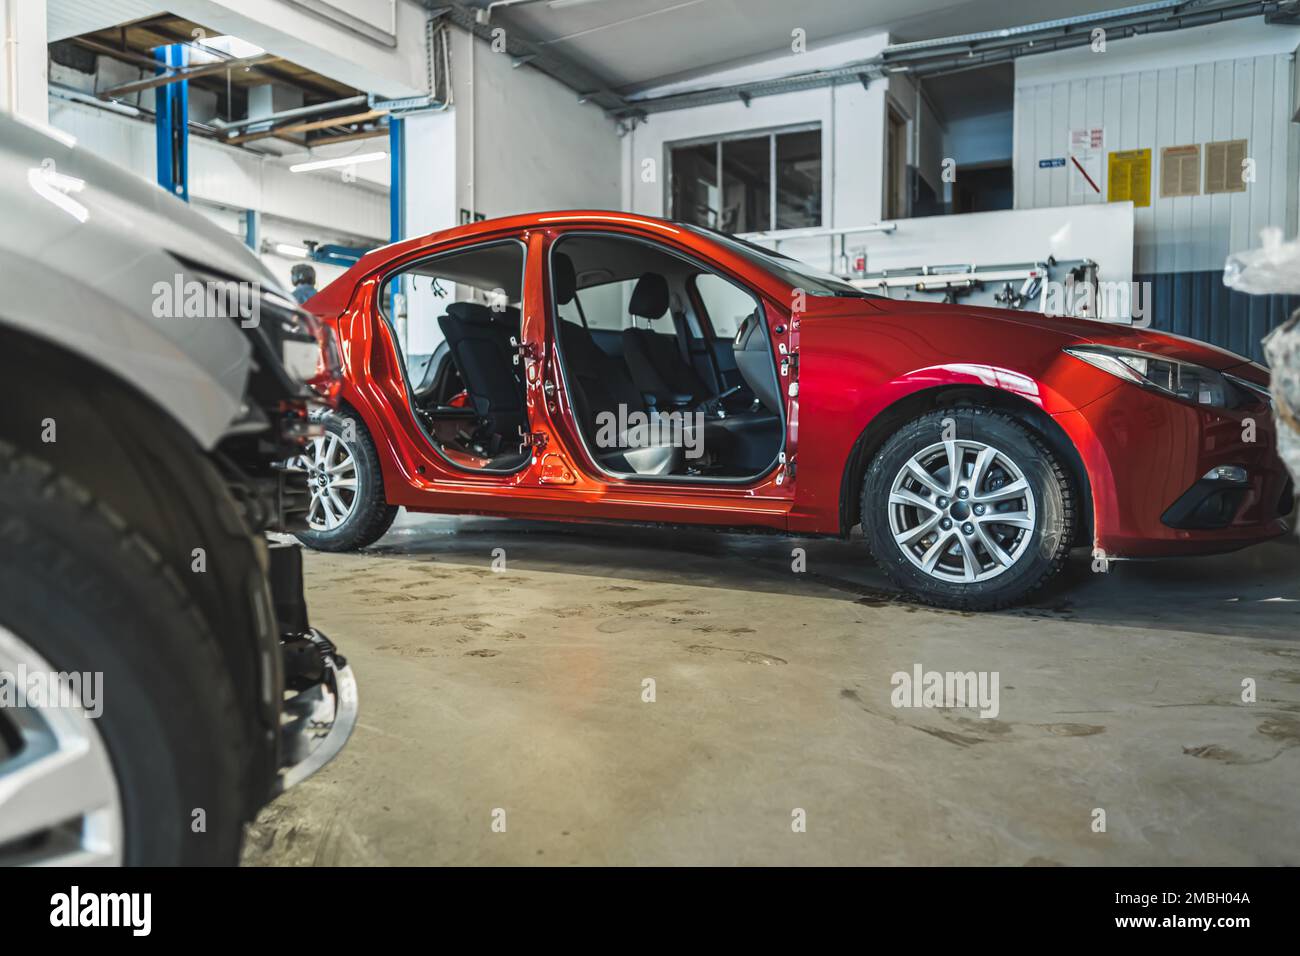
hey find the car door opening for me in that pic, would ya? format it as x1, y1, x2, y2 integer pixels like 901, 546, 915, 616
383, 239, 531, 473
549, 233, 785, 482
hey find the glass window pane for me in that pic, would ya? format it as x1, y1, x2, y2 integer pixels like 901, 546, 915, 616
574, 279, 637, 332
775, 130, 822, 229
720, 136, 770, 233
695, 273, 758, 340
670, 143, 719, 228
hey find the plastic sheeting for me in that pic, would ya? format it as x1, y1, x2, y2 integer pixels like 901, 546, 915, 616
1228, 228, 1300, 489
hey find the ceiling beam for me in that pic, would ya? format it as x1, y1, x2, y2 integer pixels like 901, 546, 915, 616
70, 36, 164, 71
226, 108, 387, 144
307, 126, 392, 147
99, 53, 283, 99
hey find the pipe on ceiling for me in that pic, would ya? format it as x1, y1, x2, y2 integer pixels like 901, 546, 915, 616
615, 0, 1292, 118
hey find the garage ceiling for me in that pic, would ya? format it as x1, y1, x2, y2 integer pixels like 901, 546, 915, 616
472, 0, 1130, 94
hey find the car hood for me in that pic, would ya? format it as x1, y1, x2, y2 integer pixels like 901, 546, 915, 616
1, 114, 282, 293
851, 297, 1254, 372
0, 114, 289, 447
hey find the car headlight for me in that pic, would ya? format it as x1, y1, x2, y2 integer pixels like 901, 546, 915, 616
1224, 370, 1272, 408
1064, 345, 1252, 409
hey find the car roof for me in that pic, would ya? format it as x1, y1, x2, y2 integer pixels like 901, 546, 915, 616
307, 211, 701, 317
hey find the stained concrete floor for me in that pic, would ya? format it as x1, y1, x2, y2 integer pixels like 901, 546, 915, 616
245, 512, 1300, 866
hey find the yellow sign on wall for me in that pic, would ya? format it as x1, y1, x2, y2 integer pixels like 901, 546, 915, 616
1107, 148, 1152, 207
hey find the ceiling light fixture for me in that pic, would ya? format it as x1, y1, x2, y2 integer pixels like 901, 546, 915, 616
289, 151, 388, 173
274, 243, 310, 258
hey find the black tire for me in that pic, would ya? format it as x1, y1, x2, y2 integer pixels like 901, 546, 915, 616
862, 407, 1075, 611
294, 410, 397, 553
0, 440, 247, 864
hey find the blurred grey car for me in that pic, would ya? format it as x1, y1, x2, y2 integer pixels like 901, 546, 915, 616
0, 113, 355, 865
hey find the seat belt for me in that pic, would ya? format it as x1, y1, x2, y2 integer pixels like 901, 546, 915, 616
670, 310, 692, 366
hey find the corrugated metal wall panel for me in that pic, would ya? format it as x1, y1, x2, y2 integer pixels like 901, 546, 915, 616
1137, 271, 1296, 364
1015, 51, 1295, 276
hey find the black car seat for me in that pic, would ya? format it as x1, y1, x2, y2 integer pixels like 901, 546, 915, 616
732, 311, 781, 415
553, 254, 682, 476
620, 272, 711, 408
437, 302, 525, 451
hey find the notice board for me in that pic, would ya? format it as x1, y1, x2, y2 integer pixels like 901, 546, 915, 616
1107, 149, 1151, 207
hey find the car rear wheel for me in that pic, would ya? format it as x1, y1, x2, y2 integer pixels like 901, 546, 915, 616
863, 407, 1075, 610
294, 410, 397, 553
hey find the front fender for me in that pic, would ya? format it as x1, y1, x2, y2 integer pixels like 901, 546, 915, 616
791, 344, 1116, 534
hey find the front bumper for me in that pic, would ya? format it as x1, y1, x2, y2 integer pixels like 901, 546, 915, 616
273, 628, 357, 796
266, 544, 357, 796
1056, 384, 1292, 558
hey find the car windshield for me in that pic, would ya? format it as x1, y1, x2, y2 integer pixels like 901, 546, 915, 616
680, 223, 875, 298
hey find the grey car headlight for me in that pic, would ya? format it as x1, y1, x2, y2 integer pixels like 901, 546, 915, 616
1063, 345, 1249, 409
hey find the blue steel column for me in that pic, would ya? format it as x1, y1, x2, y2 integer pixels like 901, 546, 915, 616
389, 116, 405, 241
243, 209, 260, 251
154, 44, 189, 201
388, 116, 405, 317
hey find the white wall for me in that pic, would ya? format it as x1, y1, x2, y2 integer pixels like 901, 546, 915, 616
449, 28, 621, 221
622, 32, 889, 229
1014, 18, 1300, 275
1, 0, 49, 123
404, 107, 457, 236
396, 26, 623, 356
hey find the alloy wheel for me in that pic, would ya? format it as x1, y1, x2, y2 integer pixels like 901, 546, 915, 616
887, 438, 1037, 583
0, 623, 124, 865
303, 433, 358, 531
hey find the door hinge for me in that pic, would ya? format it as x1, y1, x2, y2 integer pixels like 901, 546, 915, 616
776, 452, 796, 485
510, 336, 538, 366
518, 427, 548, 455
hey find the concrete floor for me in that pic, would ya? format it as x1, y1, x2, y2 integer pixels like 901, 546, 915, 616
245, 512, 1300, 866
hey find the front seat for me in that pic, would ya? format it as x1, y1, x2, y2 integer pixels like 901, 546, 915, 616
621, 272, 710, 408
437, 302, 525, 451
553, 255, 682, 476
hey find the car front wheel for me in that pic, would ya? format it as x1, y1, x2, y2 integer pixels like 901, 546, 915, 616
0, 440, 248, 864
863, 407, 1076, 610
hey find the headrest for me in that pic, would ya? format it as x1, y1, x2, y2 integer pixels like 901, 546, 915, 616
445, 301, 494, 325
628, 272, 669, 319
553, 252, 576, 305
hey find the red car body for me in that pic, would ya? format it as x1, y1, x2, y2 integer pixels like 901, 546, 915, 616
307, 210, 1290, 563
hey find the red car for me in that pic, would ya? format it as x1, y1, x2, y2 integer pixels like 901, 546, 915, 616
296, 211, 1290, 609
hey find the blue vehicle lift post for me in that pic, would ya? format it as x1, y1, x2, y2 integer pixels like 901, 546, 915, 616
243, 209, 260, 252
154, 44, 189, 201
387, 116, 405, 321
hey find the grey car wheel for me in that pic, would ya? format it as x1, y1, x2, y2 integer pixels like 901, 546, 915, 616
886, 438, 1038, 584
0, 624, 124, 865
303, 432, 359, 532
864, 407, 1076, 611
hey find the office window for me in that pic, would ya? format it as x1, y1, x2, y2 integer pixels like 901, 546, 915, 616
669, 126, 822, 233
